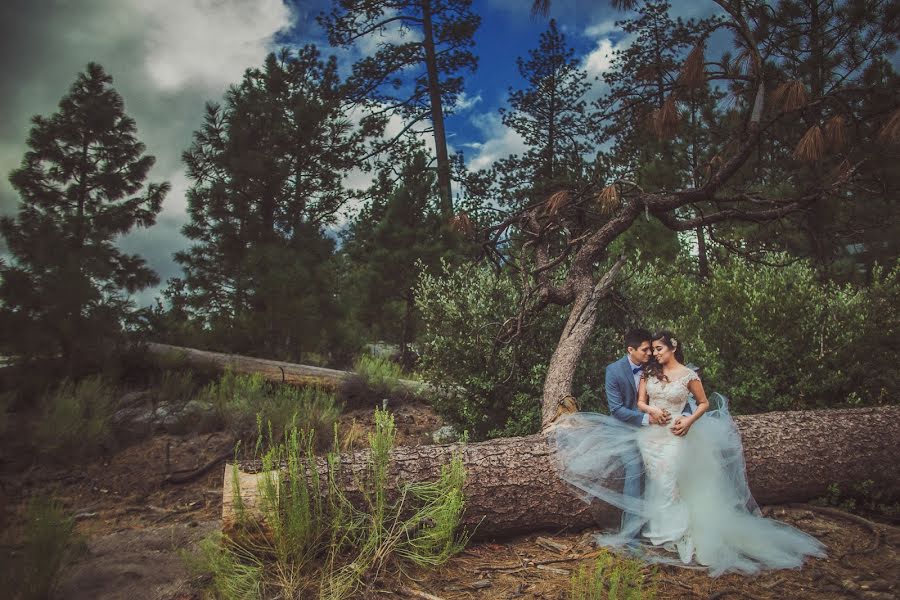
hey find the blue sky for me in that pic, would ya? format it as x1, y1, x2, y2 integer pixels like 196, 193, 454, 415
0, 0, 708, 306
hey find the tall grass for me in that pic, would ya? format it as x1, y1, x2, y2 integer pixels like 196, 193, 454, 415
15, 497, 79, 600
156, 369, 198, 406
197, 371, 339, 445
194, 409, 471, 599
34, 375, 116, 460
570, 550, 657, 600
354, 355, 407, 392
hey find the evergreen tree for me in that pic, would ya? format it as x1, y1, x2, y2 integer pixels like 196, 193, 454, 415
0, 63, 167, 370
720, 0, 900, 279
494, 19, 596, 207
319, 0, 480, 217
343, 151, 449, 365
169, 46, 368, 360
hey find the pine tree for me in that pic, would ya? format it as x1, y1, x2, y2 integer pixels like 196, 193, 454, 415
319, 0, 480, 217
0, 63, 167, 369
495, 19, 595, 207
343, 151, 449, 365
169, 46, 367, 360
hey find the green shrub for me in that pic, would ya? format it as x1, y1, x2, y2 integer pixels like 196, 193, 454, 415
570, 550, 656, 600
15, 497, 80, 600
34, 375, 116, 460
340, 355, 425, 410
415, 260, 566, 438
354, 355, 405, 392
197, 371, 340, 445
622, 256, 899, 413
194, 409, 471, 599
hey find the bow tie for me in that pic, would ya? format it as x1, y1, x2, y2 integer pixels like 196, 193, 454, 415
631, 366, 642, 374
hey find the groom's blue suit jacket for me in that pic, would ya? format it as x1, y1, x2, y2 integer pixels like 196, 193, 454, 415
605, 355, 693, 426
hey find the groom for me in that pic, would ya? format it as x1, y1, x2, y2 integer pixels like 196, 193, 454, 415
604, 329, 671, 541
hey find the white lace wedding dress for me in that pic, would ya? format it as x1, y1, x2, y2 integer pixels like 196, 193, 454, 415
552, 371, 826, 576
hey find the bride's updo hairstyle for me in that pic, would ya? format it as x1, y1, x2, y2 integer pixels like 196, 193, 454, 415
645, 330, 685, 381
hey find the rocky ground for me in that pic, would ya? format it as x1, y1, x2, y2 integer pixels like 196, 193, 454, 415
1, 394, 898, 600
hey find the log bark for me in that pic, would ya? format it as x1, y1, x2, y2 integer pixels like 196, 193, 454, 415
224, 405, 900, 539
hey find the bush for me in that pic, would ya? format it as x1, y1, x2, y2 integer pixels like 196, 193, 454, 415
12, 497, 80, 600
338, 355, 424, 411
192, 409, 470, 599
415, 260, 563, 438
197, 371, 340, 446
34, 375, 117, 460
622, 256, 899, 413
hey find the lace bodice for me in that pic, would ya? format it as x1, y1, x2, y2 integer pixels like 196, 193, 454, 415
646, 370, 699, 417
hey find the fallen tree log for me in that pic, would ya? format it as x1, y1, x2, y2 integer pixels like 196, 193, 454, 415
223, 405, 900, 539
146, 342, 429, 393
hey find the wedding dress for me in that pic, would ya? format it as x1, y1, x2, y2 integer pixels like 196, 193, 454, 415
552, 371, 826, 576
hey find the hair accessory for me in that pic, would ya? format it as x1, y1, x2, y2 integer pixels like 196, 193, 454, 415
671, 337, 679, 348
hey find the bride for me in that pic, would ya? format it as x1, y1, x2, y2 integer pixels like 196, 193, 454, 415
552, 330, 826, 576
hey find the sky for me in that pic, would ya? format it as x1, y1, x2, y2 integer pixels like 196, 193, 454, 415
0, 0, 715, 307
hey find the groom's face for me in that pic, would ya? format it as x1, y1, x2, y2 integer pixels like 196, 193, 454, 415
628, 341, 652, 364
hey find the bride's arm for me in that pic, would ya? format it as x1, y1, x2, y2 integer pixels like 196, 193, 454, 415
637, 378, 664, 420
673, 379, 709, 436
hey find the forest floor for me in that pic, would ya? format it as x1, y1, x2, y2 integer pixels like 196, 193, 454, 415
1, 398, 898, 600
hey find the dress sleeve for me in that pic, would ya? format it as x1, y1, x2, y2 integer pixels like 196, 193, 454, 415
682, 370, 700, 384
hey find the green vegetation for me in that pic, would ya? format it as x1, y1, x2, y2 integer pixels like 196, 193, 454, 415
417, 255, 900, 436
624, 257, 899, 413
34, 375, 117, 460
13, 497, 80, 600
570, 550, 657, 600
197, 371, 340, 446
815, 480, 900, 518
193, 409, 470, 599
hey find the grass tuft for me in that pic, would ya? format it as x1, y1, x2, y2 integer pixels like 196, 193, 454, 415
570, 550, 657, 600
34, 375, 116, 460
192, 408, 470, 599
15, 497, 80, 600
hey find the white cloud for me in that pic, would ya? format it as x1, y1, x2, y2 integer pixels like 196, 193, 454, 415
466, 112, 527, 172
451, 90, 483, 112
583, 37, 616, 79
584, 19, 618, 39
133, 0, 294, 92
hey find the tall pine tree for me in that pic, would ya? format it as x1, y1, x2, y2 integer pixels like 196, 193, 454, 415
342, 150, 449, 365
169, 46, 368, 360
495, 19, 596, 208
0, 63, 167, 370
319, 0, 480, 217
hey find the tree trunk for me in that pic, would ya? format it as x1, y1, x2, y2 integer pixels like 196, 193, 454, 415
224, 405, 900, 539
420, 0, 453, 218
144, 342, 430, 394
541, 286, 594, 428
540, 258, 626, 429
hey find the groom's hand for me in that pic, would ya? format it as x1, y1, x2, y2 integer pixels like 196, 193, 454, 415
656, 409, 671, 426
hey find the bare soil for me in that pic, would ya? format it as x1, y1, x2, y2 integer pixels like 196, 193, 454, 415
2, 398, 898, 600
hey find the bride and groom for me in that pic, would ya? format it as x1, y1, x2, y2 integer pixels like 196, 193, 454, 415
553, 328, 825, 576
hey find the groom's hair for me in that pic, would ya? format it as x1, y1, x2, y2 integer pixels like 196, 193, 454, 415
624, 329, 652, 350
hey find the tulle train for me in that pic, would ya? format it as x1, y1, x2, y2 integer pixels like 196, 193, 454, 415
550, 395, 826, 576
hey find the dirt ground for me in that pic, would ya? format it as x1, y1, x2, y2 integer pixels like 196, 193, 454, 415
2, 398, 898, 600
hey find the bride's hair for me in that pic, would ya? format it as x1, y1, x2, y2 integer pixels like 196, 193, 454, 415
644, 330, 685, 381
